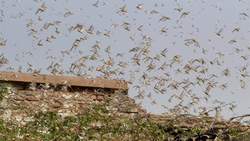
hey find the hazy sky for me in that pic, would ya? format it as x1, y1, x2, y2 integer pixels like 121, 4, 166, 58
1, 0, 250, 120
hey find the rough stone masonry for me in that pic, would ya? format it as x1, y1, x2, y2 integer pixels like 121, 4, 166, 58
0, 71, 248, 140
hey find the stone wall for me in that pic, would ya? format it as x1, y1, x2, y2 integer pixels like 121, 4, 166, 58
0, 80, 147, 126
0, 71, 249, 140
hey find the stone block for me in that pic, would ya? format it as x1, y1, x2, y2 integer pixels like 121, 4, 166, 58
77, 103, 86, 109
25, 96, 39, 101
129, 108, 138, 113
52, 102, 61, 108
97, 95, 104, 101
90, 95, 96, 100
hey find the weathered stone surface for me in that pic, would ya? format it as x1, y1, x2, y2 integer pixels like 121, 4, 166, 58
97, 95, 104, 101
0, 99, 8, 107
90, 95, 96, 100
52, 102, 61, 108
25, 95, 39, 101
0, 109, 12, 120
0, 87, 148, 126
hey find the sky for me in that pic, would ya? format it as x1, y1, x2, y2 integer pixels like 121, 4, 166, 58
0, 0, 250, 121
